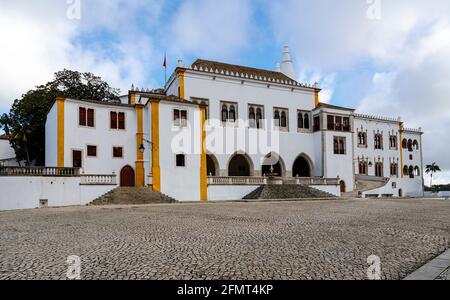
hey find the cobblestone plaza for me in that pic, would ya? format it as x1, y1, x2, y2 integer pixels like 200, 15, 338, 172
1, 199, 449, 280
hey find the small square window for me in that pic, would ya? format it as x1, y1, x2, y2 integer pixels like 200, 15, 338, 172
113, 147, 123, 158
176, 154, 186, 167
87, 145, 97, 157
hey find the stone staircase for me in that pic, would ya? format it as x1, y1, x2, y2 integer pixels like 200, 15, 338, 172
342, 176, 390, 198
90, 187, 177, 206
243, 184, 337, 200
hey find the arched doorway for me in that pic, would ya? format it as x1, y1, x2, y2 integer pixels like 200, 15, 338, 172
262, 153, 285, 177
120, 166, 135, 187
292, 155, 312, 177
228, 154, 252, 177
207, 154, 219, 176
340, 181, 346, 193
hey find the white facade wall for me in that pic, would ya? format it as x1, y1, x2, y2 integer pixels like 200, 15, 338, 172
354, 117, 424, 197
354, 117, 401, 178
208, 185, 260, 201
182, 71, 320, 178
158, 101, 202, 201
0, 139, 18, 166
59, 99, 137, 178
45, 104, 58, 167
0, 176, 114, 211
362, 177, 424, 198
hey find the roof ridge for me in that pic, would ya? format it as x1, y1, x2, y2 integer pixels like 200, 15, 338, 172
193, 59, 283, 75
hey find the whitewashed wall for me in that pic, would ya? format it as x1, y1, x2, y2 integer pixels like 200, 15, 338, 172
0, 137, 19, 167
310, 185, 341, 197
361, 177, 424, 198
158, 101, 202, 201
45, 99, 138, 179
208, 185, 261, 201
184, 71, 321, 179
45, 104, 58, 167
0, 177, 115, 211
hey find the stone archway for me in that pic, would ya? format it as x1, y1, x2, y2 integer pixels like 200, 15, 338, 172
261, 153, 286, 177
228, 153, 253, 177
207, 154, 220, 176
120, 166, 135, 187
292, 154, 312, 177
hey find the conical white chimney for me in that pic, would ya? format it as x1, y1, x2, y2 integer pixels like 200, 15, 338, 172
275, 62, 281, 72
281, 46, 295, 79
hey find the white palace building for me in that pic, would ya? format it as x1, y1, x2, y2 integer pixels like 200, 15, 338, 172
0, 47, 424, 210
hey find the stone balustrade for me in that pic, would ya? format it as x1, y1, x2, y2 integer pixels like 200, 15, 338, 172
208, 176, 339, 186
0, 166, 80, 177
80, 174, 117, 186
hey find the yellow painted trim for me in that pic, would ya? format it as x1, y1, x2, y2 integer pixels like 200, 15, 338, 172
135, 104, 145, 187
200, 106, 208, 202
314, 88, 320, 108
399, 122, 404, 178
178, 69, 185, 100
130, 91, 137, 105
57, 97, 65, 168
151, 100, 161, 192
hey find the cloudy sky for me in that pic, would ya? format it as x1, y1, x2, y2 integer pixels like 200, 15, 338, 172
0, 0, 449, 183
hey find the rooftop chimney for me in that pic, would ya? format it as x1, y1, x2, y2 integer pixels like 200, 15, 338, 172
275, 62, 281, 72
281, 46, 295, 80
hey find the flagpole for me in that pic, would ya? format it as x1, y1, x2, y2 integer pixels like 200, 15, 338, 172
164, 52, 167, 88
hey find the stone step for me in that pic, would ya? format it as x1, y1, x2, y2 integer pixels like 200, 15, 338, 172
243, 184, 337, 200
91, 187, 177, 206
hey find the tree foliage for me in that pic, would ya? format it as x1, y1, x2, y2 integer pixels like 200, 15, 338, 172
0, 70, 120, 166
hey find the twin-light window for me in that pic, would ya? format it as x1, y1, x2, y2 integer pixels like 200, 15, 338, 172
79, 107, 95, 127
110, 112, 126, 130
174, 109, 188, 127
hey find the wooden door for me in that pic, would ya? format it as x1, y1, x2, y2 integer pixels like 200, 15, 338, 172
120, 166, 135, 187
340, 181, 346, 193
72, 150, 82, 168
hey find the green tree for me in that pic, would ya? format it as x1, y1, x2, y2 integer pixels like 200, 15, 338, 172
425, 163, 442, 189
0, 70, 120, 165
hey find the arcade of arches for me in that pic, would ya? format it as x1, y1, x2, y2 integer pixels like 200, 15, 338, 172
207, 153, 313, 178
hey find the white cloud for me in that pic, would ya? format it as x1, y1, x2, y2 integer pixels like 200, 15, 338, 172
169, 0, 254, 60
267, 0, 450, 180
0, 0, 163, 113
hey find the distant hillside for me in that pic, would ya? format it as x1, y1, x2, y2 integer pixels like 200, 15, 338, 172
425, 184, 450, 192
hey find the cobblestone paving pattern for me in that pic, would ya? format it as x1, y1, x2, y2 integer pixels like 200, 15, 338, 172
0, 199, 449, 280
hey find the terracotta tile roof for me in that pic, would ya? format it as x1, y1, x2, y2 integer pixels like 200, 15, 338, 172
189, 59, 315, 89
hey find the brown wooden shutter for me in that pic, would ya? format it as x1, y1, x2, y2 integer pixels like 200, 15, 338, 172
87, 109, 94, 127
110, 112, 117, 129
118, 112, 125, 130
79, 108, 86, 126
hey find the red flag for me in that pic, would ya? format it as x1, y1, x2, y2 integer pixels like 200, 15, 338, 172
163, 53, 167, 68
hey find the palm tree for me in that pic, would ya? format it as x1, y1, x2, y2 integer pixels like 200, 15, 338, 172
425, 163, 442, 189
